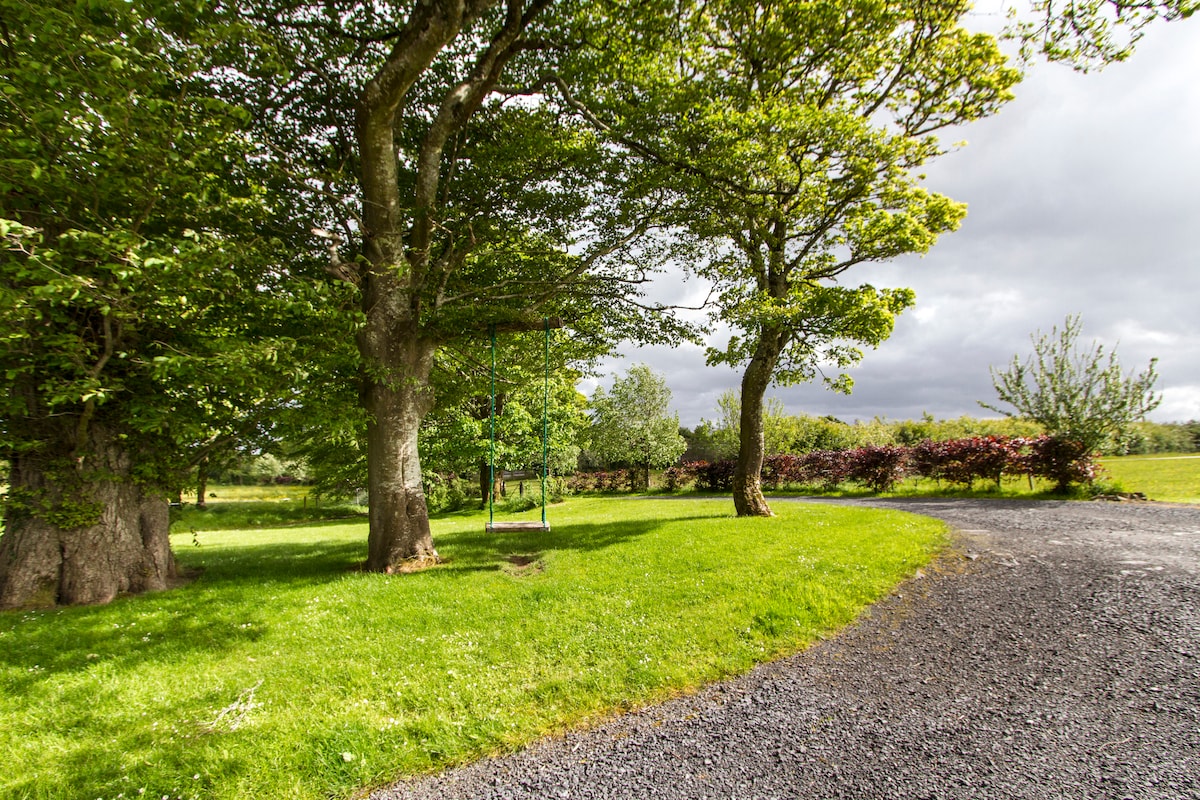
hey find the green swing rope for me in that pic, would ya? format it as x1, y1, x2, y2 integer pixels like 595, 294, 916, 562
542, 316, 550, 528
487, 318, 551, 530
488, 324, 496, 530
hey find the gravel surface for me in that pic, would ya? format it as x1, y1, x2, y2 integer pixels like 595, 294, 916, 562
373, 498, 1200, 800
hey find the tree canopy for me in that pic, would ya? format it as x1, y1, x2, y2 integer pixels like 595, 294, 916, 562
1, 0, 1192, 606
576, 0, 1020, 515
0, 0, 326, 606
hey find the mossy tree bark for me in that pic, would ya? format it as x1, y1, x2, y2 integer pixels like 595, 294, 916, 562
0, 423, 175, 609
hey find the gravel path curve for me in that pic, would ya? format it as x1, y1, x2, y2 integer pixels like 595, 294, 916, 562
373, 498, 1200, 800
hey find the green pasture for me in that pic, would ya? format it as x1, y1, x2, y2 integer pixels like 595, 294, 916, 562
1099, 454, 1200, 504
1, 497, 945, 800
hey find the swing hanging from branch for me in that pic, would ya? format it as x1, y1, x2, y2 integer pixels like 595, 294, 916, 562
486, 317, 561, 532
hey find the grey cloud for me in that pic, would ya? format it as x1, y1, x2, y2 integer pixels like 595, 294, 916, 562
599, 21, 1200, 427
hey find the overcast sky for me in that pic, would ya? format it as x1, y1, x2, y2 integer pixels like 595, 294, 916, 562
583, 14, 1200, 428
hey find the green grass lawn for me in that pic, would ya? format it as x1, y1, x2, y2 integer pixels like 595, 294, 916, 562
1099, 453, 1200, 503
1, 497, 945, 800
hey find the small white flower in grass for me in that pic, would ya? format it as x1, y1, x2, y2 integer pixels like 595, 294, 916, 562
341, 752, 355, 762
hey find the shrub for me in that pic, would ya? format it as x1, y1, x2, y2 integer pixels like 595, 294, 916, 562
911, 436, 1026, 488
845, 445, 910, 493
564, 473, 591, 494
762, 454, 806, 488
423, 472, 472, 513
694, 459, 737, 492
663, 463, 699, 491
802, 449, 852, 490
1027, 435, 1099, 492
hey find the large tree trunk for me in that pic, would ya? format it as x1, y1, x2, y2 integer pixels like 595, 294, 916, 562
733, 329, 786, 517
360, 304, 440, 572
0, 426, 176, 608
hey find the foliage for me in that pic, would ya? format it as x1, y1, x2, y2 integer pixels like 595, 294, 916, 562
693, 459, 738, 492
563, 469, 641, 494
911, 436, 1024, 488
1026, 435, 1099, 492
982, 315, 1161, 456
580, 0, 1021, 515
588, 365, 687, 488
0, 498, 944, 800
844, 445, 911, 493
0, 0, 337, 605
890, 414, 1044, 447
421, 472, 475, 514
298, 332, 592, 501
1115, 420, 1199, 455
702, 390, 799, 460
679, 421, 728, 463
1012, 0, 1197, 70
0, 0, 322, 460
679, 434, 1101, 494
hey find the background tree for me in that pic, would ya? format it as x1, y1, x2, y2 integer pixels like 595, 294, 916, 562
981, 314, 1162, 460
0, 0, 320, 607
589, 365, 687, 490
704, 390, 795, 461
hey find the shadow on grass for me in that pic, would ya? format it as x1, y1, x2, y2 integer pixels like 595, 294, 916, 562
0, 535, 368, 691
0, 506, 725, 685
433, 503, 729, 573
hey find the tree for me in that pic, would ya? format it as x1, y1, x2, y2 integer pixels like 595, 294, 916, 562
0, 0, 319, 607
981, 314, 1161, 462
224, 0, 690, 573
705, 390, 795, 460
584, 0, 1019, 516
589, 365, 687, 490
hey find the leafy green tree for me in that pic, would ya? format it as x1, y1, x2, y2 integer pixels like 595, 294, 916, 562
589, 365, 687, 490
0, 0, 320, 607
981, 315, 1161, 462
704, 390, 794, 459
585, 0, 1019, 516
224, 0, 690, 572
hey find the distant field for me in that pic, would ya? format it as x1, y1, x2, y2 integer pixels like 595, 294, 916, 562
188, 483, 313, 503
1099, 454, 1200, 504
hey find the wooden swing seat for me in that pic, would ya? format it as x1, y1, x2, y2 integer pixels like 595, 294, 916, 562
486, 521, 551, 532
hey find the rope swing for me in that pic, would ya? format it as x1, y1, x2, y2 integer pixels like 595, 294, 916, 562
486, 317, 554, 532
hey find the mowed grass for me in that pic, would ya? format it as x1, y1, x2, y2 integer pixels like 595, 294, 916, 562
0, 497, 945, 800
1099, 454, 1200, 503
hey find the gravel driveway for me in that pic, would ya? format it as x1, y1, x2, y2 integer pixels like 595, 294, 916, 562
373, 498, 1200, 800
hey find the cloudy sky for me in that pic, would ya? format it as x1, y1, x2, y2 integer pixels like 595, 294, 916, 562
585, 13, 1200, 428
